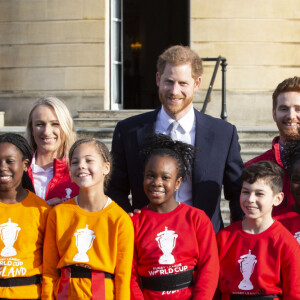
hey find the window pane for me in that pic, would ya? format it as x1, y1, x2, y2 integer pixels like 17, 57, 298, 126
112, 21, 121, 62
112, 0, 121, 19
112, 64, 122, 104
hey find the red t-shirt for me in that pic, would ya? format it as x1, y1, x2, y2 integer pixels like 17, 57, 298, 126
131, 203, 219, 300
276, 211, 300, 244
216, 221, 300, 300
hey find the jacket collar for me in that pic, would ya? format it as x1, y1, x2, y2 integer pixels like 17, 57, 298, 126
194, 109, 212, 150
272, 136, 283, 167
136, 107, 160, 149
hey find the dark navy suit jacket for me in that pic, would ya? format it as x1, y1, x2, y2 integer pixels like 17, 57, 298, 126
107, 107, 244, 232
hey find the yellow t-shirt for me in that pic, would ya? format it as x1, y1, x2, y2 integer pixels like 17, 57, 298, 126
42, 198, 134, 300
0, 191, 50, 299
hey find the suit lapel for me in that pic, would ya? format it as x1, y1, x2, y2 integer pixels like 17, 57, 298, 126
193, 109, 213, 184
136, 108, 160, 149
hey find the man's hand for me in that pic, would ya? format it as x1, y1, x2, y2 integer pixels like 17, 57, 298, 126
128, 209, 141, 217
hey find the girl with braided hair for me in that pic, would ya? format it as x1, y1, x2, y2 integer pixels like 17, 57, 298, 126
0, 133, 50, 299
131, 133, 219, 299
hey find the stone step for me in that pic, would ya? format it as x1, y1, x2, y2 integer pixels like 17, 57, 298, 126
220, 195, 230, 226
75, 109, 151, 127
80, 137, 112, 150
239, 139, 271, 154
76, 127, 114, 139
241, 149, 270, 163
0, 127, 115, 139
237, 126, 278, 139
220, 198, 230, 209
75, 118, 120, 128
222, 215, 230, 227
77, 109, 151, 119
221, 208, 230, 227
0, 126, 276, 143
0, 126, 26, 135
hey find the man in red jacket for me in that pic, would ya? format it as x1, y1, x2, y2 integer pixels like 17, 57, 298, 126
245, 76, 300, 216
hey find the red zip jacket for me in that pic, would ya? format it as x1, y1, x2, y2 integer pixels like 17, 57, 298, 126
27, 156, 79, 201
245, 136, 294, 216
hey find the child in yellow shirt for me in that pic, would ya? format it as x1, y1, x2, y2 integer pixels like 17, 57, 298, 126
43, 138, 134, 299
0, 133, 50, 299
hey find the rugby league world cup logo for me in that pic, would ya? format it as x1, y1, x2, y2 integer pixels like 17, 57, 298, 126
238, 250, 257, 290
156, 227, 178, 264
0, 218, 21, 257
62, 188, 72, 202
73, 225, 96, 263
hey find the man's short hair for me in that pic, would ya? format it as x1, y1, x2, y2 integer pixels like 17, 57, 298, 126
272, 76, 300, 110
157, 45, 203, 80
242, 161, 283, 195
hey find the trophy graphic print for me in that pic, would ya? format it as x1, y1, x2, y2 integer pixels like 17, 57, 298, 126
294, 232, 300, 244
0, 218, 21, 257
73, 225, 96, 263
156, 227, 178, 264
62, 188, 72, 201
238, 250, 257, 290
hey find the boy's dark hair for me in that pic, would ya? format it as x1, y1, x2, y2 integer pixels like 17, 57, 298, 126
68, 138, 112, 193
281, 138, 300, 178
0, 133, 34, 192
141, 133, 196, 181
242, 161, 283, 195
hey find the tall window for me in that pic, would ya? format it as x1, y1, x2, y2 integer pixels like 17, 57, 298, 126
109, 0, 189, 110
110, 0, 123, 109
122, 0, 189, 109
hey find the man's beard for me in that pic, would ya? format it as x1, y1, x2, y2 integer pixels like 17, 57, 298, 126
277, 120, 300, 142
158, 91, 193, 117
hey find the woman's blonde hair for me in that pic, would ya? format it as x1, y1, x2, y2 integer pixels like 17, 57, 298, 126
26, 96, 76, 158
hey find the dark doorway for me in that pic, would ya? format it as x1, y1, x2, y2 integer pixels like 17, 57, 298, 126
123, 0, 190, 109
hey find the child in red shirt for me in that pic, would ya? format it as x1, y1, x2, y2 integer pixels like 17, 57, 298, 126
131, 134, 219, 300
276, 138, 300, 243
216, 161, 300, 300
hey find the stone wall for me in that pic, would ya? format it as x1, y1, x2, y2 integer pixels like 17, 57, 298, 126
1, 0, 299, 126
191, 0, 300, 125
0, 0, 106, 125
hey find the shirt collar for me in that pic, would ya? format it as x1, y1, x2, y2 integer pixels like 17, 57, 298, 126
30, 152, 53, 173
30, 152, 38, 172
159, 105, 195, 133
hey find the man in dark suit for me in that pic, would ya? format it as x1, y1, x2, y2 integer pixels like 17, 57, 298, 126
107, 45, 243, 232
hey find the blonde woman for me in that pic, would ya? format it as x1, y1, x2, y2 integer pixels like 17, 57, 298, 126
26, 96, 79, 205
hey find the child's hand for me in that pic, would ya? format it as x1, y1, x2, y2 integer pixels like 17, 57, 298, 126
128, 209, 142, 217
46, 197, 64, 206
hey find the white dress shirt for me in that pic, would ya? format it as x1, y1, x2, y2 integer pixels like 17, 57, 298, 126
30, 153, 53, 200
155, 106, 196, 205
